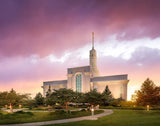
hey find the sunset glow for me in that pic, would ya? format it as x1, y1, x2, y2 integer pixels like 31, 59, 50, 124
0, 0, 160, 100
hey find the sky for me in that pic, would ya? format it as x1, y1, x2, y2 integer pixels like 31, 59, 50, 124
0, 0, 160, 100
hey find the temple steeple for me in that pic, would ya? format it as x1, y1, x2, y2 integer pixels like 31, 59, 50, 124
92, 32, 94, 49
89, 32, 99, 77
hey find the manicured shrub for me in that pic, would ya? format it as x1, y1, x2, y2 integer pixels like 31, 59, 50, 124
54, 110, 65, 114
109, 100, 120, 107
80, 109, 86, 111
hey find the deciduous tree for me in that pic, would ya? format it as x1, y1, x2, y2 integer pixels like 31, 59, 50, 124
84, 89, 103, 106
51, 88, 74, 113
0, 89, 30, 112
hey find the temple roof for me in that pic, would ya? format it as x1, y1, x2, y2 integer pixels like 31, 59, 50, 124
43, 80, 67, 86
67, 66, 90, 74
91, 74, 128, 82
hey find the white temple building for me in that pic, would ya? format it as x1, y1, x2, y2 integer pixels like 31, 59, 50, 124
42, 32, 129, 100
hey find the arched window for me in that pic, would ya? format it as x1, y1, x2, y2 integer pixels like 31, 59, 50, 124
76, 74, 82, 92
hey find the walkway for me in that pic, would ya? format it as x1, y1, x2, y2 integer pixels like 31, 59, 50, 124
1, 109, 113, 126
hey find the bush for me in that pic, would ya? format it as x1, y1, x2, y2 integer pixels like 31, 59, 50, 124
54, 105, 63, 109
54, 110, 65, 114
14, 111, 33, 116
100, 106, 115, 109
151, 106, 160, 110
80, 109, 86, 111
32, 106, 48, 110
120, 101, 135, 107
100, 105, 147, 110
15, 110, 24, 114
109, 100, 120, 107
29, 106, 32, 110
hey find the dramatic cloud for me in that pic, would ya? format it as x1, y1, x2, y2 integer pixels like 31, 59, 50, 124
0, 0, 160, 99
0, 0, 160, 57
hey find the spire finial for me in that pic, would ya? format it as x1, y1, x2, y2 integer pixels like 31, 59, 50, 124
92, 32, 94, 49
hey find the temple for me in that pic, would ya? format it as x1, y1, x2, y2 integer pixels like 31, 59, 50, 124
42, 32, 129, 100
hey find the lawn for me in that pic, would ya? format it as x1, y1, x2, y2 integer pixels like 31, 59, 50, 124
0, 110, 103, 124
44, 109, 160, 126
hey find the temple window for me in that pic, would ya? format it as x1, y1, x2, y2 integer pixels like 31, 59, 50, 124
76, 74, 82, 92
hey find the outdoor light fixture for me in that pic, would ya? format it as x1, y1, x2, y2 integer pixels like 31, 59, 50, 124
91, 108, 94, 120
147, 105, 149, 111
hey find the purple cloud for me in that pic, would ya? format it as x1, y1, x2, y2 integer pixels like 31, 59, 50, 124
0, 0, 160, 58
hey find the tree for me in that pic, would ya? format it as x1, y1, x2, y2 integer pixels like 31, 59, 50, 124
135, 78, 160, 106
34, 92, 44, 106
72, 92, 84, 103
0, 89, 30, 113
51, 88, 74, 113
101, 85, 113, 105
104, 85, 111, 96
45, 85, 55, 106
45, 92, 56, 106
71, 92, 85, 107
46, 85, 52, 97
84, 89, 103, 106
0, 91, 8, 106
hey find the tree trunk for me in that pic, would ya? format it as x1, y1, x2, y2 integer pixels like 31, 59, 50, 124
65, 102, 68, 113
10, 103, 13, 113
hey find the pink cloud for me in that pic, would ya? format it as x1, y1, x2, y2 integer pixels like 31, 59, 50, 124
0, 0, 160, 99
0, 0, 160, 57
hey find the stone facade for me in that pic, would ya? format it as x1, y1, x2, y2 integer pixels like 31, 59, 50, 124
91, 75, 129, 100
67, 66, 91, 92
42, 32, 129, 100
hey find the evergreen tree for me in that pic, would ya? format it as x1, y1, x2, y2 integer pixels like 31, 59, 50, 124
103, 85, 112, 96
135, 78, 160, 106
46, 85, 52, 97
102, 85, 113, 105
34, 92, 44, 106
45, 86, 55, 106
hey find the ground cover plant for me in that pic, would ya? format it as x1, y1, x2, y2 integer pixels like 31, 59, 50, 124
0, 110, 103, 124
44, 109, 160, 126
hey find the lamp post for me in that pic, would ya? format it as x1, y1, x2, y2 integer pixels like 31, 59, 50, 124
91, 108, 94, 120
147, 105, 149, 111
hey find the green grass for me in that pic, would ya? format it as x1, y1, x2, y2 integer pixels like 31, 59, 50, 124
44, 110, 160, 126
100, 106, 147, 110
0, 110, 103, 124
100, 106, 160, 110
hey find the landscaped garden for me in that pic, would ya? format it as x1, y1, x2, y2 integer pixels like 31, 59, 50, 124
44, 109, 160, 126
0, 109, 103, 124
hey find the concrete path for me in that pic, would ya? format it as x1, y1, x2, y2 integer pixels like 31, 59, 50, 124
0, 109, 113, 126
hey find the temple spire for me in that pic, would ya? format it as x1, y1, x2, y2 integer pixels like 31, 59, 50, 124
92, 32, 94, 49
90, 32, 99, 77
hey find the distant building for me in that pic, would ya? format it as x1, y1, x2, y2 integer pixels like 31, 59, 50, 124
42, 32, 129, 100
